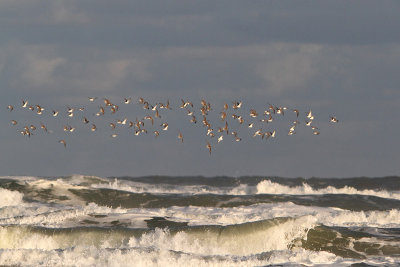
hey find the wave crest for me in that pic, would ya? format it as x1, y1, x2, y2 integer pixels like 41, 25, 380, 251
256, 180, 400, 200
0, 188, 24, 208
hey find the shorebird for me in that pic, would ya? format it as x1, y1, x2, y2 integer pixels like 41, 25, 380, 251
313, 130, 320, 135
91, 124, 97, 132
220, 111, 227, 121
178, 132, 184, 143
161, 123, 169, 131
21, 129, 32, 137
7, 105, 14, 111
330, 116, 339, 123
223, 121, 229, 135
292, 109, 299, 117
268, 103, 276, 114
217, 135, 223, 143
22, 100, 28, 108
154, 131, 160, 137
68, 112, 74, 118
144, 115, 154, 125
59, 140, 66, 148
165, 99, 172, 110
306, 110, 314, 120
190, 115, 197, 124
124, 97, 131, 104
110, 123, 116, 130
117, 118, 127, 125
40, 122, 48, 133
142, 102, 150, 110
200, 106, 208, 116
206, 142, 212, 155
151, 104, 158, 111
111, 133, 118, 138
250, 109, 258, 118
88, 97, 98, 102
254, 129, 263, 137
154, 109, 161, 118
223, 103, 229, 110
232, 101, 242, 109
52, 110, 59, 117
276, 107, 287, 115
186, 108, 193, 116
135, 118, 144, 129
202, 116, 210, 128
96, 107, 105, 116
180, 99, 193, 109
265, 130, 276, 138
104, 98, 112, 107
248, 123, 254, 128
83, 117, 89, 124
10, 120, 17, 125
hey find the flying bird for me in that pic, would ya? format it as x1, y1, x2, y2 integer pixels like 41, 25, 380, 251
59, 140, 66, 148
178, 132, 184, 143
206, 142, 212, 155
330, 116, 339, 123
22, 100, 28, 108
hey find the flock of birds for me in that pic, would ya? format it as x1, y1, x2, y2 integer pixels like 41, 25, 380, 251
5, 97, 338, 154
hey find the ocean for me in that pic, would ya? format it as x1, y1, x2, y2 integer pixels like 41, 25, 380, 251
1, 175, 400, 266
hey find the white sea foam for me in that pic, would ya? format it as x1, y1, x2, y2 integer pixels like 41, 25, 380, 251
91, 178, 222, 195
256, 180, 400, 200
0, 202, 128, 228
318, 209, 400, 228
0, 246, 358, 267
84, 177, 400, 201
3, 198, 400, 230
0, 188, 24, 208
0, 226, 396, 266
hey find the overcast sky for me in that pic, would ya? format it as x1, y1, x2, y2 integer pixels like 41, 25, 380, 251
0, 1, 399, 178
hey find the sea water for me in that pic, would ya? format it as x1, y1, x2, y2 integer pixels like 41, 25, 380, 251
1, 175, 400, 266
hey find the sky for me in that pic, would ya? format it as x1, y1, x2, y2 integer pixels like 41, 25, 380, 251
0, 1, 399, 178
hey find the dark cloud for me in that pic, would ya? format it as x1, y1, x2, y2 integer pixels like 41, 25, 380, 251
1, 1, 400, 48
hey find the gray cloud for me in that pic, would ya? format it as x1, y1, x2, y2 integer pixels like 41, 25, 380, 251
0, 1, 399, 178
